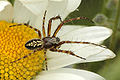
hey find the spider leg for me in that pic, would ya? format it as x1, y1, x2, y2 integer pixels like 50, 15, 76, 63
11, 48, 43, 63
9, 24, 42, 39
9, 24, 23, 27
42, 10, 47, 37
50, 41, 107, 60
11, 50, 37, 63
52, 17, 94, 37
43, 50, 48, 70
50, 48, 86, 60
48, 15, 62, 36
57, 41, 106, 48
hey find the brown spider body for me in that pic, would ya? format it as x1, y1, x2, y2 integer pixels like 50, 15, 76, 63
42, 37, 60, 49
25, 37, 60, 50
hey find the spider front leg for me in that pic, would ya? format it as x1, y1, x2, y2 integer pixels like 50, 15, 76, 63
52, 17, 94, 37
42, 10, 47, 37
9, 24, 42, 39
50, 48, 86, 60
48, 15, 62, 36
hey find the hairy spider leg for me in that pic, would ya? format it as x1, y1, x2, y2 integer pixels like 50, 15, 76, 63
50, 40, 107, 60
52, 16, 94, 37
11, 48, 48, 70
43, 50, 48, 70
9, 24, 42, 39
42, 10, 47, 37
49, 41, 107, 60
58, 41, 106, 48
11, 48, 43, 63
50, 48, 86, 60
11, 50, 36, 63
47, 15, 62, 36
50, 41, 106, 59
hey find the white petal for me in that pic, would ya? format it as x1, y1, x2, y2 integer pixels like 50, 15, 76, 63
35, 68, 105, 80
47, 43, 115, 70
13, 0, 48, 24
49, 0, 64, 1
58, 26, 112, 43
80, 48, 115, 63
55, 25, 82, 37
0, 1, 13, 22
66, 0, 81, 12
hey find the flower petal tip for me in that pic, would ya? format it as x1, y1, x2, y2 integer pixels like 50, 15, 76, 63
108, 51, 116, 59
104, 49, 116, 59
66, 0, 82, 12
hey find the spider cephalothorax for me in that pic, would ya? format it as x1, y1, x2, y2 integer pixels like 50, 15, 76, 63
42, 37, 60, 49
10, 10, 105, 70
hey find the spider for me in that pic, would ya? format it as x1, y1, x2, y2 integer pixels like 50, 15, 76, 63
10, 11, 105, 70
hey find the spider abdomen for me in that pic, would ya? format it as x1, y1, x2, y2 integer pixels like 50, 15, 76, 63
25, 39, 43, 50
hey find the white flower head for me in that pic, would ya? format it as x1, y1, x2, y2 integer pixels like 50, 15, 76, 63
0, 0, 115, 80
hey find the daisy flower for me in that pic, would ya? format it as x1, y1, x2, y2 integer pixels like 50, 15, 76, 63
0, 0, 115, 80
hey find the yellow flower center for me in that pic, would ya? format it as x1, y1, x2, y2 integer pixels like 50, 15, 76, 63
0, 21, 45, 80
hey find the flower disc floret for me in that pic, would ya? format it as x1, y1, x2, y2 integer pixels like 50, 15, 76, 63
0, 21, 45, 80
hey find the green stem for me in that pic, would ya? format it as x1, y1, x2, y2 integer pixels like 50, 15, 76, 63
109, 0, 120, 51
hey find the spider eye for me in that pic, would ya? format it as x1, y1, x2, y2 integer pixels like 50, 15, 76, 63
25, 39, 43, 50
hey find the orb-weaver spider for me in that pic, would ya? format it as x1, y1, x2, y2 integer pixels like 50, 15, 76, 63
10, 11, 105, 70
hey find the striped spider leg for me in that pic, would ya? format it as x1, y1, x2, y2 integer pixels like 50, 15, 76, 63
40, 11, 63, 70
9, 23, 42, 39
50, 41, 106, 60
10, 10, 100, 71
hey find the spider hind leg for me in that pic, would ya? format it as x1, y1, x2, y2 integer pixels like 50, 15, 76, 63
50, 48, 86, 60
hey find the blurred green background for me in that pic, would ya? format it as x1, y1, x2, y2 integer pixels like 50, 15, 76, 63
8, 0, 120, 80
